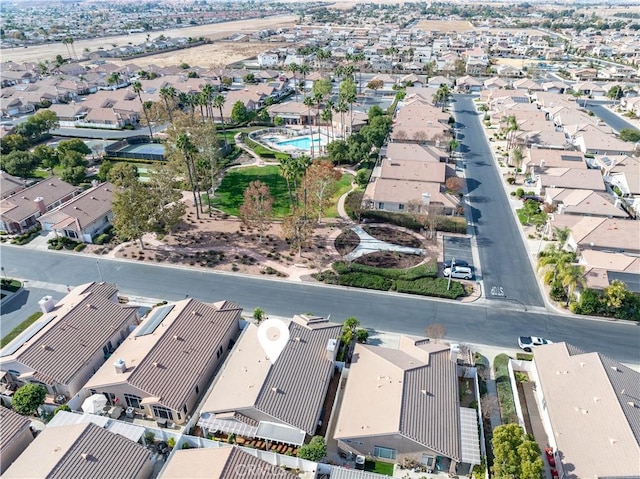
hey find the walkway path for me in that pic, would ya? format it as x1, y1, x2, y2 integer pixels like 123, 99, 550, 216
344, 225, 425, 261
336, 168, 357, 223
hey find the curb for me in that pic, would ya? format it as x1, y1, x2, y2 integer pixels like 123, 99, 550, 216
0, 285, 24, 309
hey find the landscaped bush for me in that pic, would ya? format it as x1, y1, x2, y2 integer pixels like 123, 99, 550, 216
74, 243, 86, 252
515, 188, 525, 198
438, 217, 467, 234
311, 270, 339, 284
48, 236, 81, 250
337, 272, 393, 291
344, 190, 364, 220
494, 353, 518, 424
361, 210, 423, 231
506, 177, 516, 185
93, 233, 110, 245
516, 353, 534, 361
395, 277, 465, 299
10, 225, 42, 245
333, 261, 437, 280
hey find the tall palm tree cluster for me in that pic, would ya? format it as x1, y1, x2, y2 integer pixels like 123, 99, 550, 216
278, 155, 313, 211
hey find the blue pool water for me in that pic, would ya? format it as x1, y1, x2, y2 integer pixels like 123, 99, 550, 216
276, 136, 321, 149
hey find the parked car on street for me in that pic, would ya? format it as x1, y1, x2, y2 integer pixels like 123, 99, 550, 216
518, 336, 553, 352
443, 259, 469, 269
443, 266, 473, 280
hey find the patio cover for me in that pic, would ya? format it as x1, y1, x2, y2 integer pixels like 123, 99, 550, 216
106, 420, 145, 443
460, 407, 481, 466
197, 415, 258, 438
255, 421, 305, 446
47, 410, 110, 429
330, 467, 387, 479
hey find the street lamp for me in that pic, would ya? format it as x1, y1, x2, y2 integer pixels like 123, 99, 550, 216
96, 260, 103, 282
447, 257, 455, 291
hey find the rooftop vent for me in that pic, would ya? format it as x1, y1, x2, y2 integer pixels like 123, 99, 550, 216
173, 335, 181, 341
611, 366, 620, 372
114, 359, 126, 374
192, 310, 199, 316
81, 453, 91, 461
271, 387, 279, 393
153, 362, 160, 368
627, 401, 637, 408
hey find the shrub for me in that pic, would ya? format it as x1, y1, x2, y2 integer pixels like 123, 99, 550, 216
395, 277, 466, 299
53, 404, 71, 416
74, 243, 86, 252
506, 177, 516, 185
338, 272, 392, 291
333, 261, 437, 280
94, 233, 110, 245
145, 432, 155, 443
516, 353, 534, 361
494, 353, 518, 424
515, 187, 525, 198
167, 437, 176, 449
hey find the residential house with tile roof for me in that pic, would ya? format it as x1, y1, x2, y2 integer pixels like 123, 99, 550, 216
0, 282, 139, 403
0, 171, 26, 200
3, 422, 152, 479
334, 337, 480, 475
536, 168, 606, 196
544, 188, 627, 218
528, 343, 640, 479
38, 182, 115, 243
579, 250, 640, 293
0, 176, 80, 234
199, 315, 341, 441
160, 446, 298, 479
0, 406, 34, 474
566, 216, 640, 254
84, 298, 242, 425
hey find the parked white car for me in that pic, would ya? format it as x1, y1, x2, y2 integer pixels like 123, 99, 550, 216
443, 266, 473, 280
518, 336, 553, 352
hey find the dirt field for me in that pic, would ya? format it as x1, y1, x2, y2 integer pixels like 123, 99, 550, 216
415, 20, 475, 32
111, 41, 290, 69
0, 15, 297, 64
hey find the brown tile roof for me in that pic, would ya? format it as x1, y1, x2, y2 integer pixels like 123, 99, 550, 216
4, 282, 138, 386
0, 406, 31, 451
379, 158, 448, 183
86, 299, 242, 412
335, 338, 462, 460
38, 182, 114, 233
364, 178, 459, 208
0, 177, 79, 223
572, 217, 640, 253
533, 343, 640, 479
160, 446, 297, 479
539, 168, 605, 191
3, 422, 151, 479
384, 143, 446, 163
202, 315, 341, 435
0, 171, 24, 199
546, 188, 626, 217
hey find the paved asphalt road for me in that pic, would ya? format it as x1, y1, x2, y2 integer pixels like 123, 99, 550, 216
453, 95, 545, 308
584, 102, 638, 133
1, 247, 638, 365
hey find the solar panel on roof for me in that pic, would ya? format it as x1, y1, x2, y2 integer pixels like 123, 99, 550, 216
0, 315, 57, 357
135, 305, 174, 337
561, 155, 582, 162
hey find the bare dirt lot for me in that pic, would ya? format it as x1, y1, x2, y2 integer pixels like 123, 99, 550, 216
414, 20, 476, 32
111, 42, 290, 69
0, 15, 297, 64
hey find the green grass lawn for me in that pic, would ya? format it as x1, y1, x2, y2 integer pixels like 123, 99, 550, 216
210, 165, 291, 217
0, 311, 43, 348
324, 173, 354, 218
365, 460, 394, 476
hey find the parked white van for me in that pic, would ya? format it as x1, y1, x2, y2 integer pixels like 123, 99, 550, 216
443, 266, 473, 280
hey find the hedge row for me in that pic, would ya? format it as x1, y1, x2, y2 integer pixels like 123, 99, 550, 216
360, 210, 467, 234
332, 260, 437, 280
395, 277, 465, 299
494, 353, 518, 424
338, 272, 393, 291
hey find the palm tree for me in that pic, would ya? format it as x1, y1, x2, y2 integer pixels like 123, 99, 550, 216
294, 154, 313, 214
536, 245, 575, 286
175, 134, 200, 220
351, 53, 365, 94
303, 96, 316, 157
511, 146, 524, 177
553, 226, 571, 248
334, 100, 349, 138
504, 115, 519, 150
62, 37, 72, 59
106, 72, 121, 89
560, 265, 586, 306
314, 92, 324, 153
212, 94, 227, 146
324, 99, 335, 142
131, 81, 154, 139
298, 64, 310, 95
159, 86, 177, 123
287, 63, 299, 102
201, 83, 215, 119
196, 91, 207, 122
278, 156, 296, 208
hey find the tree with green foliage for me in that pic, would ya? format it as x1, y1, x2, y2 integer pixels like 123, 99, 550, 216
491, 424, 544, 479
57, 138, 91, 157
603, 279, 631, 310
59, 150, 87, 185
326, 140, 350, 165
0, 133, 29, 154
14, 110, 59, 142
132, 81, 154, 139
53, 404, 71, 416
33, 144, 59, 172
97, 160, 114, 182
111, 165, 151, 248
0, 150, 38, 177
231, 101, 250, 124
12, 383, 47, 415
146, 163, 186, 234
339, 77, 357, 134
355, 168, 371, 187
619, 128, 640, 143
253, 307, 265, 324
606, 85, 624, 101
297, 436, 326, 461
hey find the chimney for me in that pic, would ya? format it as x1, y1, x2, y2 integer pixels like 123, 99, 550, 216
34, 197, 46, 215
421, 192, 431, 206
114, 358, 126, 374
450, 343, 460, 362
38, 295, 56, 313
91, 179, 99, 188
326, 338, 338, 362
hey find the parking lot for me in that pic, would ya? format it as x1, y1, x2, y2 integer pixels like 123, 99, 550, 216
442, 235, 474, 271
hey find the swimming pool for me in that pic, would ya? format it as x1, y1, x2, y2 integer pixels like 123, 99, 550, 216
276, 136, 321, 149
